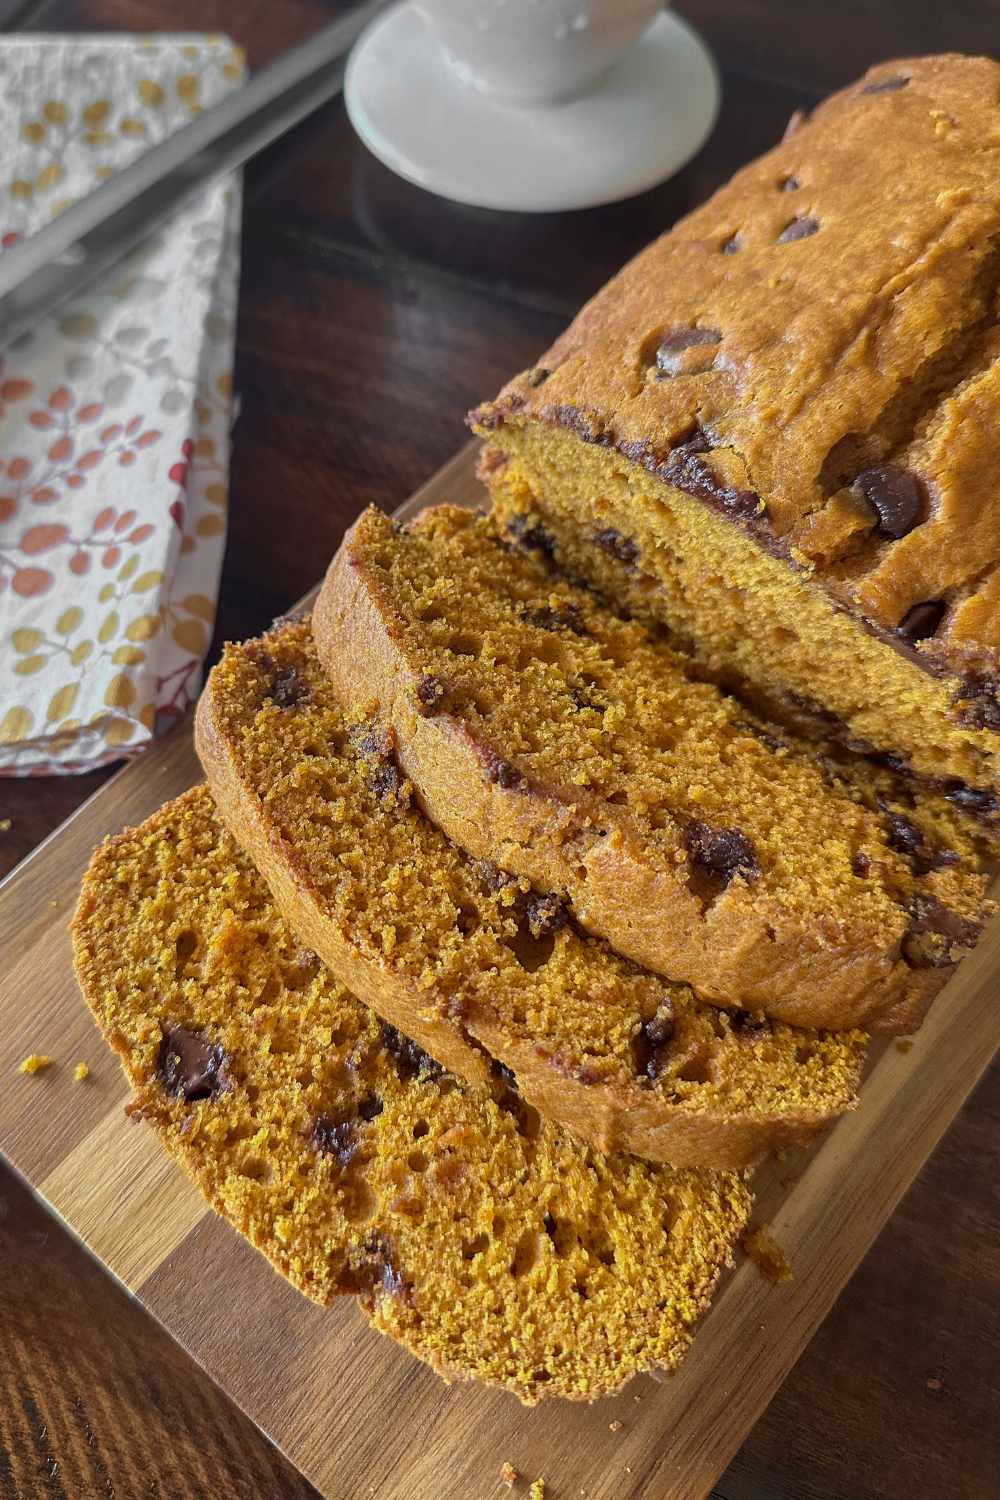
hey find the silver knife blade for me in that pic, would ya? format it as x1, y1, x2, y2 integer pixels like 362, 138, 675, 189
0, 0, 390, 352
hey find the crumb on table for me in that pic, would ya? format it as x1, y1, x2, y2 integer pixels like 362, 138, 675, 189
19, 1054, 51, 1074
530, 1480, 545, 1500
609, 1420, 622, 1432
500, 1462, 517, 1489
0, 818, 11, 832
742, 1222, 794, 1283
74, 1062, 89, 1082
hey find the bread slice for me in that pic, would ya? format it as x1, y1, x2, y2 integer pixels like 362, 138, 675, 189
71, 785, 752, 1404
314, 504, 995, 1034
195, 616, 865, 1168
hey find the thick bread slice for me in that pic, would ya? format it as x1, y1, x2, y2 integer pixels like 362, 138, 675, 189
71, 786, 752, 1404
314, 504, 995, 1033
195, 617, 866, 1169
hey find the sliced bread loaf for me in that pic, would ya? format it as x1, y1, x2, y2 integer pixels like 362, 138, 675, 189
71, 785, 752, 1403
195, 617, 865, 1168
314, 504, 995, 1034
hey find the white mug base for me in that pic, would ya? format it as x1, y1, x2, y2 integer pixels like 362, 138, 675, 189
345, 3, 721, 213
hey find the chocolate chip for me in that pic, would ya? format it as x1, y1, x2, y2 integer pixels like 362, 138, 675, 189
312, 1112, 355, 1163
268, 612, 304, 632
862, 75, 908, 94
912, 848, 960, 877
721, 234, 740, 254
158, 1025, 226, 1102
347, 1230, 404, 1298
294, 942, 320, 970
781, 175, 801, 192
778, 217, 819, 242
570, 682, 606, 712
507, 514, 556, 562
526, 603, 588, 636
878, 798, 925, 858
592, 529, 640, 567
952, 673, 1000, 732
370, 757, 409, 808
414, 674, 446, 716
357, 1095, 384, 1121
729, 1010, 773, 1040
897, 601, 946, 643
851, 851, 871, 877
489, 758, 525, 790
269, 664, 307, 709
523, 890, 567, 940
527, 367, 552, 387
945, 784, 998, 817
662, 434, 765, 521
631, 1003, 676, 1080
475, 858, 517, 896
380, 1023, 443, 1083
856, 465, 923, 539
656, 328, 722, 362
902, 896, 982, 968
686, 821, 760, 890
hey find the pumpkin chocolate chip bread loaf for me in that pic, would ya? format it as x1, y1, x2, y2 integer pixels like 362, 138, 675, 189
471, 54, 1000, 811
195, 617, 865, 1168
315, 505, 995, 1034
71, 786, 752, 1403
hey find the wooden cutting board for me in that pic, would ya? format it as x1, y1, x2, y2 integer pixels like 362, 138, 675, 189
3, 439, 1000, 1500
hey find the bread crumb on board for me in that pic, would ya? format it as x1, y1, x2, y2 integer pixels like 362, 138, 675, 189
74, 1062, 89, 1082
530, 1481, 545, 1500
609, 1420, 622, 1431
500, 1463, 517, 1489
742, 1222, 794, 1283
19, 1054, 52, 1074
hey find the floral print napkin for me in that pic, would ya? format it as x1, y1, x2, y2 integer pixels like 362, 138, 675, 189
0, 33, 244, 774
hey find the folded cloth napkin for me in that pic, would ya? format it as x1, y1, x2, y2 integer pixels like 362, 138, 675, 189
0, 32, 244, 774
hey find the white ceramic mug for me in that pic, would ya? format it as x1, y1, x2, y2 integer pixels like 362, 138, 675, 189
411, 0, 666, 106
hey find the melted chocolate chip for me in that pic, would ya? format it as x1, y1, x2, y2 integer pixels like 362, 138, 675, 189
945, 784, 998, 817
526, 603, 588, 636
269, 664, 307, 709
507, 514, 556, 563
414, 674, 446, 716
158, 1025, 226, 1102
527, 367, 552, 387
902, 896, 982, 968
570, 682, 606, 712
370, 757, 409, 807
662, 434, 764, 520
294, 943, 320, 970
862, 75, 909, 93
781, 175, 801, 192
523, 890, 568, 940
268, 612, 304, 632
357, 1095, 384, 1121
857, 465, 923, 539
592, 529, 640, 568
631, 1004, 676, 1080
777, 216, 819, 242
379, 1023, 443, 1083
897, 601, 946, 643
475, 858, 517, 896
312, 1112, 355, 1163
350, 1230, 404, 1298
686, 821, 760, 891
489, 758, 525, 790
952, 672, 1000, 733
729, 1010, 773, 1040
721, 234, 740, 255
656, 328, 722, 362
878, 799, 925, 858
851, 851, 871, 877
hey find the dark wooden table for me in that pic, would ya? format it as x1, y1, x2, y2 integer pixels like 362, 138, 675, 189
2, 3, 999, 1497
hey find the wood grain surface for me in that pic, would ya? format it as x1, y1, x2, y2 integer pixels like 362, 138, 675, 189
3, 448, 1000, 1500
2, 3, 1000, 1498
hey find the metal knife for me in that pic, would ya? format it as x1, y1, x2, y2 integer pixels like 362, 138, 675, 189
0, 0, 390, 352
